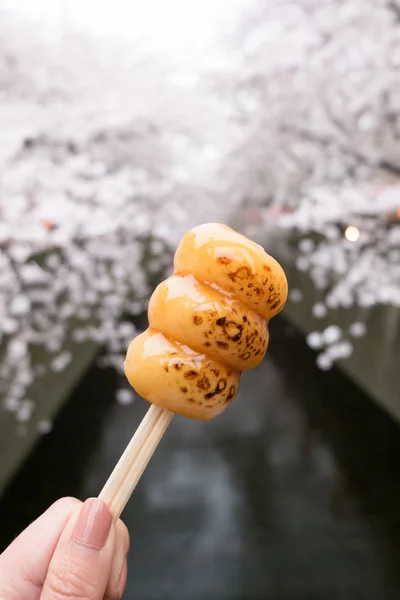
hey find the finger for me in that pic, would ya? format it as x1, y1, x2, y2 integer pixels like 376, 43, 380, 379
41, 498, 115, 600
104, 520, 130, 600
117, 559, 128, 599
0, 497, 81, 600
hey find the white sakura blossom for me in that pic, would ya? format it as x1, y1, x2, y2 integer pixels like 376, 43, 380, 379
3, 397, 20, 413
316, 353, 333, 371
7, 339, 28, 361
16, 399, 35, 423
326, 340, 353, 361
322, 326, 342, 346
298, 238, 315, 254
9, 295, 31, 316
349, 322, 367, 338
312, 303, 328, 319
289, 289, 303, 303
37, 419, 53, 435
116, 389, 136, 406
50, 352, 73, 373
306, 331, 324, 350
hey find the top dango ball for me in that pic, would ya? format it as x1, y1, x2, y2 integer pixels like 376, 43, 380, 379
174, 223, 288, 320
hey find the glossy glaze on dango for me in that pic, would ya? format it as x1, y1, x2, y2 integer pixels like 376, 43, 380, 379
125, 223, 288, 421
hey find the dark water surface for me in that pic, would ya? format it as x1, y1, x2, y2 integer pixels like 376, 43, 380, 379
1, 317, 400, 599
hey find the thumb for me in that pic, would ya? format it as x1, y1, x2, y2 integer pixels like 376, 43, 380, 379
41, 498, 116, 600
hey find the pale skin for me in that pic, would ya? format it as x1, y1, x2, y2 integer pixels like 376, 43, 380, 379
0, 497, 130, 600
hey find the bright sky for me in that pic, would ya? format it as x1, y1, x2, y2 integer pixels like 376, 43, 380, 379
2, 0, 243, 62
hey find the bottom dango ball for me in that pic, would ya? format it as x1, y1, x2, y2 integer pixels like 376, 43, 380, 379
124, 329, 241, 421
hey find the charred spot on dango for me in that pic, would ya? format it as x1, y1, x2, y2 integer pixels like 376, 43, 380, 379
217, 379, 227, 391
204, 378, 227, 400
197, 376, 210, 390
193, 315, 203, 325
226, 385, 236, 402
180, 386, 188, 393
217, 341, 228, 349
216, 317, 243, 341
217, 257, 232, 265
185, 370, 198, 379
228, 266, 252, 282
267, 293, 278, 305
224, 321, 242, 341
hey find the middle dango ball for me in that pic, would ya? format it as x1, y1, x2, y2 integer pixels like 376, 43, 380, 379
148, 274, 269, 372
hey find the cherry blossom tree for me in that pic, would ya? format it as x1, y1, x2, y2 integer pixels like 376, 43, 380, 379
216, 0, 400, 201
0, 9, 241, 424
212, 0, 400, 369
2, 0, 400, 429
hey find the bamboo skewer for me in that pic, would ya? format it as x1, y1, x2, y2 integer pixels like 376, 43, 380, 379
99, 404, 174, 518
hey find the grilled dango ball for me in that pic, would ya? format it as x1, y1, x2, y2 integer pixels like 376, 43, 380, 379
125, 223, 288, 421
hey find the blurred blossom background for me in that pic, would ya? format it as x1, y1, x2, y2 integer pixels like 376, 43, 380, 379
1, 0, 400, 598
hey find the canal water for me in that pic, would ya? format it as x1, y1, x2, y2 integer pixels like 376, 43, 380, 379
1, 317, 400, 599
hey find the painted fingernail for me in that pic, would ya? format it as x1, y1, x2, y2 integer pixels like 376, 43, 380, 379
72, 498, 112, 550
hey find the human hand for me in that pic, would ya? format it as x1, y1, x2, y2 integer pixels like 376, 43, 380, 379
0, 497, 130, 599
